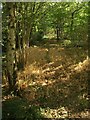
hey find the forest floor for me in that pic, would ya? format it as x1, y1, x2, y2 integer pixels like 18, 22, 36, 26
2, 43, 90, 119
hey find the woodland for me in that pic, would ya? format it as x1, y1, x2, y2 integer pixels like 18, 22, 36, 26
1, 2, 90, 119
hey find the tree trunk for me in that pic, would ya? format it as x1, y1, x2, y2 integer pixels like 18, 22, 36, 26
6, 3, 17, 91
56, 23, 62, 41
70, 12, 74, 41
56, 27, 60, 41
88, 2, 90, 58
88, 2, 90, 100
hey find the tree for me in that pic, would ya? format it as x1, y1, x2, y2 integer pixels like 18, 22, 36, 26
6, 3, 17, 91
88, 1, 90, 58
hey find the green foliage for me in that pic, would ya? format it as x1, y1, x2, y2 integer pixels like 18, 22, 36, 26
31, 31, 44, 45
2, 2, 88, 47
2, 98, 43, 119
25, 105, 43, 120
62, 40, 72, 47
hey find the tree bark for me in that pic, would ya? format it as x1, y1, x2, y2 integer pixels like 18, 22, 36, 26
88, 2, 90, 58
56, 23, 61, 41
6, 3, 17, 91
88, 2, 90, 107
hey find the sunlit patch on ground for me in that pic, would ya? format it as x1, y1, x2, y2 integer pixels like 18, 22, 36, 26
2, 45, 89, 118
40, 106, 68, 118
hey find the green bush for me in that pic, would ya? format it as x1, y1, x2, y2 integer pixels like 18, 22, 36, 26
26, 105, 43, 120
31, 31, 44, 45
61, 40, 72, 47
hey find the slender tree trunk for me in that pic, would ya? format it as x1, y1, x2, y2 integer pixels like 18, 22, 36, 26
70, 6, 83, 40
56, 27, 60, 41
29, 25, 33, 46
70, 12, 74, 41
56, 27, 61, 41
88, 2, 90, 58
6, 3, 17, 91
88, 2, 90, 107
